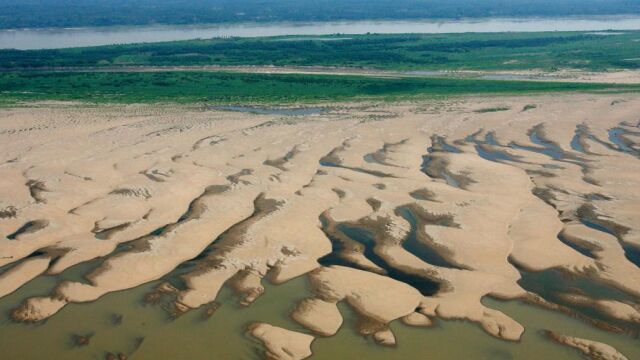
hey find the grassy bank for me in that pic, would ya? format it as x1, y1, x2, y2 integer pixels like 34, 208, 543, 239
2, 31, 640, 71
1, 71, 638, 105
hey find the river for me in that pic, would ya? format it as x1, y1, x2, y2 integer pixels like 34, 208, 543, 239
1, 16, 640, 50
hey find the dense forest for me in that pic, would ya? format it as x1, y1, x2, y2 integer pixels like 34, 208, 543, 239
2, 71, 637, 105
1, 0, 639, 29
2, 32, 638, 71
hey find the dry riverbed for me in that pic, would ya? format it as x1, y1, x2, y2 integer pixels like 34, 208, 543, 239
0, 94, 639, 359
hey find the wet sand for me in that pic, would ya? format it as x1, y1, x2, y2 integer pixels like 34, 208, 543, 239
1, 94, 639, 359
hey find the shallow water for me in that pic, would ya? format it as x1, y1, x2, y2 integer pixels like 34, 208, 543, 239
475, 144, 519, 162
517, 268, 640, 334
509, 126, 587, 175
420, 157, 465, 189
363, 153, 379, 164
608, 128, 634, 153
421, 137, 468, 189
336, 223, 441, 296
608, 127, 640, 157
556, 233, 596, 259
579, 216, 640, 268
1, 265, 639, 359
570, 125, 588, 153
528, 128, 567, 161
440, 172, 461, 189
429, 136, 462, 154
396, 206, 461, 269
466, 131, 522, 163
317, 215, 442, 296
0, 268, 311, 360
313, 298, 640, 360
2, 17, 640, 50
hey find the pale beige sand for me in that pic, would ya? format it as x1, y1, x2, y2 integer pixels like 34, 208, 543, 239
557, 294, 640, 324
60, 65, 640, 84
544, 331, 629, 360
248, 322, 315, 360
402, 312, 433, 327
1, 94, 639, 357
292, 298, 343, 336
291, 265, 422, 342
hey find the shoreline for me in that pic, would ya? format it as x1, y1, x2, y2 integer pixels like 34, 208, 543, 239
2, 17, 640, 50
2, 15, 640, 33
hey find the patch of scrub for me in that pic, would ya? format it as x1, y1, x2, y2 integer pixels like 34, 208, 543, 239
210, 105, 326, 116
473, 106, 510, 113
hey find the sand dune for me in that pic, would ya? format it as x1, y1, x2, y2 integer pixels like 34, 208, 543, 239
1, 94, 639, 358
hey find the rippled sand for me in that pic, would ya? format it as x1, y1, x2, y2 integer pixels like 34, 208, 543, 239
1, 94, 639, 359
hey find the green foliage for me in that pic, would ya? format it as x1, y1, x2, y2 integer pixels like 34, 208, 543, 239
1, 1, 639, 29
2, 31, 639, 72
1, 71, 638, 105
522, 104, 537, 111
474, 106, 511, 113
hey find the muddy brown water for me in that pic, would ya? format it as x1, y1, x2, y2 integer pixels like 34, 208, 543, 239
1, 263, 640, 359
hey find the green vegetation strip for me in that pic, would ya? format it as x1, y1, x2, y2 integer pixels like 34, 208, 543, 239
1, 71, 638, 104
2, 31, 640, 72
1, 0, 638, 29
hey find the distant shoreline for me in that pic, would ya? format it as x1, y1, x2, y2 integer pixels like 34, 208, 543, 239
2, 15, 640, 33
2, 16, 640, 50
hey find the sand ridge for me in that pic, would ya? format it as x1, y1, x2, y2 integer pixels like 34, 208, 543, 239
1, 94, 639, 358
